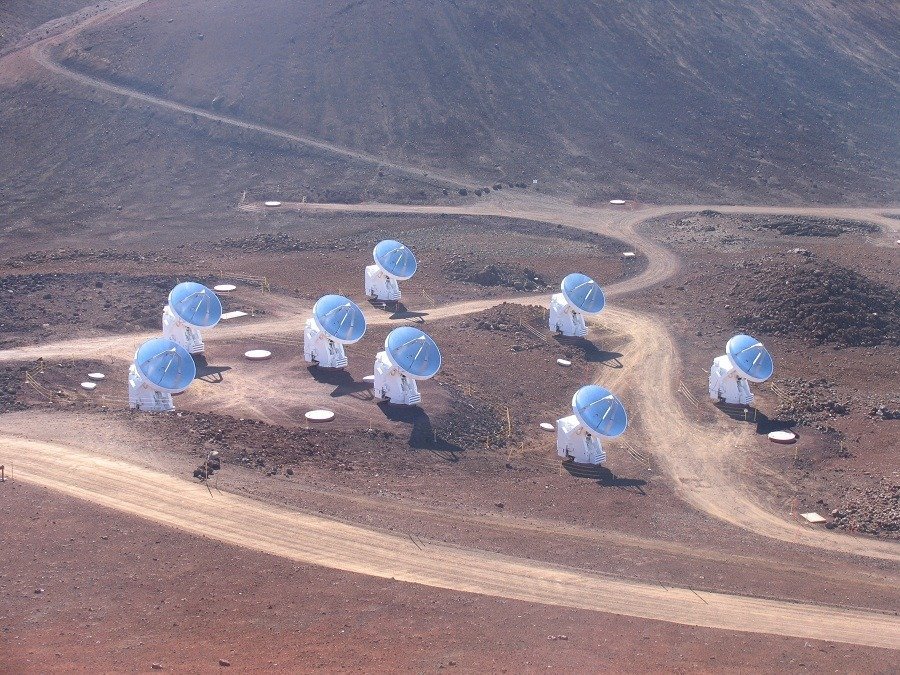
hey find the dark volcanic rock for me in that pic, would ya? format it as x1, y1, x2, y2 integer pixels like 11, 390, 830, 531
730, 254, 899, 348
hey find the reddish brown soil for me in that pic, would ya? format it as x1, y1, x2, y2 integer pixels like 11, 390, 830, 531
5, 481, 896, 673
638, 212, 900, 538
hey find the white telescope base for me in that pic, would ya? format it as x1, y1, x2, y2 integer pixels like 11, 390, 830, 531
128, 365, 175, 412
365, 264, 401, 302
709, 355, 755, 405
373, 351, 421, 405
303, 319, 348, 368
556, 415, 606, 464
162, 305, 205, 354
549, 293, 587, 337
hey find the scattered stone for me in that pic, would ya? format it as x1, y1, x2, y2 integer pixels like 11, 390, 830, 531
219, 659, 231, 667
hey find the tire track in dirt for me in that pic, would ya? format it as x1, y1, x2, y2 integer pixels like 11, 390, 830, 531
4, 435, 899, 650
1, 203, 897, 561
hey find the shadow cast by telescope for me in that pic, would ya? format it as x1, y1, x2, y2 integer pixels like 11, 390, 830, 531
377, 402, 463, 460
562, 462, 647, 493
714, 402, 797, 435
366, 299, 428, 322
552, 336, 623, 368
307, 366, 374, 400
192, 354, 231, 383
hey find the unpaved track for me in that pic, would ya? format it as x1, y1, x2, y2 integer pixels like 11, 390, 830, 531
2, 0, 898, 629
2, 203, 898, 561
5, 435, 899, 650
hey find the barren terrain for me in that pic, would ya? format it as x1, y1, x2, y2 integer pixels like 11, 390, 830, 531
0, 0, 898, 671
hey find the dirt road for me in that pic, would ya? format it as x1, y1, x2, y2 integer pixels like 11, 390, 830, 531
4, 434, 898, 650
2, 201, 898, 561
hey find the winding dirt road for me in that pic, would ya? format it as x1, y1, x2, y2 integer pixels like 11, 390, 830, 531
1, 0, 899, 648
5, 435, 899, 650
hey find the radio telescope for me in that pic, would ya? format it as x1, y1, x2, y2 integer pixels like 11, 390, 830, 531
304, 294, 367, 368
128, 338, 196, 412
557, 385, 627, 464
373, 326, 441, 405
163, 282, 222, 354
709, 333, 774, 405
549, 273, 605, 337
365, 239, 417, 303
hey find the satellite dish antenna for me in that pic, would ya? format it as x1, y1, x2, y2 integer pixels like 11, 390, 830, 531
365, 239, 417, 303
709, 333, 774, 405
304, 294, 367, 368
556, 385, 627, 464
549, 273, 605, 337
372, 326, 441, 405
162, 282, 222, 354
128, 338, 196, 412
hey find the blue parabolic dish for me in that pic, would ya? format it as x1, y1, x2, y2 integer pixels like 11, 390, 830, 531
384, 326, 441, 379
313, 294, 367, 344
168, 282, 223, 328
572, 385, 628, 438
373, 240, 417, 280
561, 273, 605, 314
726, 334, 774, 383
134, 338, 196, 393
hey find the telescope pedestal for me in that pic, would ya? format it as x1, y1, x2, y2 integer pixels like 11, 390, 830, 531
709, 354, 754, 405
549, 293, 587, 337
128, 365, 175, 412
373, 351, 421, 405
365, 264, 401, 302
556, 414, 606, 464
303, 319, 348, 368
163, 305, 205, 354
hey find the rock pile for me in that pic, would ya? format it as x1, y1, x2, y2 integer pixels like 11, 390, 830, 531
830, 479, 899, 538
730, 253, 899, 347
444, 259, 548, 291
775, 377, 851, 430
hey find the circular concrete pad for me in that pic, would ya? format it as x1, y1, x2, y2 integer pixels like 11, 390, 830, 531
556, 358, 572, 367
244, 349, 272, 360
540, 422, 555, 432
80, 382, 97, 391
214, 284, 237, 292
264, 201, 282, 207
87, 372, 105, 380
305, 409, 335, 423
768, 430, 797, 444
609, 199, 626, 205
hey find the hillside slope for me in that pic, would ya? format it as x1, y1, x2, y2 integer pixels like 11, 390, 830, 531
58, 0, 899, 203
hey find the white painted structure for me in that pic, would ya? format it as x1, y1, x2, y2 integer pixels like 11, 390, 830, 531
708, 355, 754, 405
365, 240, 417, 303
128, 338, 196, 412
128, 364, 175, 412
365, 265, 401, 302
549, 273, 605, 338
556, 385, 627, 466
709, 334, 774, 406
304, 319, 348, 368
163, 282, 222, 355
556, 414, 606, 464
303, 295, 366, 369
162, 306, 205, 354
373, 350, 421, 405
549, 293, 587, 337
372, 326, 441, 406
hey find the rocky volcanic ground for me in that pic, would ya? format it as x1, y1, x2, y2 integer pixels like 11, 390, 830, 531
640, 212, 899, 538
